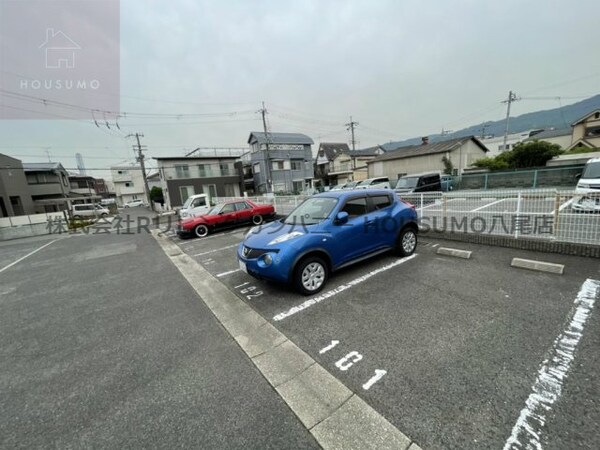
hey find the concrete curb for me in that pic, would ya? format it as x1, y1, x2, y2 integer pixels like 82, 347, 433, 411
511, 257, 565, 274
436, 247, 472, 259
151, 230, 418, 450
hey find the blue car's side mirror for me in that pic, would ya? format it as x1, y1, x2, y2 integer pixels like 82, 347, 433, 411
335, 211, 349, 225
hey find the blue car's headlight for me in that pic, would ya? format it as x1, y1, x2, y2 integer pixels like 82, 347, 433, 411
268, 231, 304, 245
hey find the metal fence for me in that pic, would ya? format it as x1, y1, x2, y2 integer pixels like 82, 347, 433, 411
0, 212, 66, 229
217, 190, 600, 246
400, 190, 600, 245
452, 165, 584, 190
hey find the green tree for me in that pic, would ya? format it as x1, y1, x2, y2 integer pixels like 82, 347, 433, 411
473, 140, 563, 170
441, 156, 454, 174
508, 141, 563, 168
149, 186, 164, 203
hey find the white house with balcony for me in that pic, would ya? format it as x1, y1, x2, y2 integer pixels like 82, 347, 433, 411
110, 163, 146, 207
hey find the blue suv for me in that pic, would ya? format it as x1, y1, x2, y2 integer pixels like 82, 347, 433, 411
237, 190, 418, 295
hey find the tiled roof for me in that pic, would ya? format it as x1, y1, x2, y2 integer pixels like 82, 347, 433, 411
368, 136, 487, 163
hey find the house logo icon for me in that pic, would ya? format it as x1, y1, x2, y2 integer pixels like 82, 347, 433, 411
38, 28, 81, 69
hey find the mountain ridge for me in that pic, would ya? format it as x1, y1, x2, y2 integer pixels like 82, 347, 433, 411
381, 94, 600, 150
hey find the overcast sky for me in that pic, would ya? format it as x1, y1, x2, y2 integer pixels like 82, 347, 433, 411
1, 0, 600, 176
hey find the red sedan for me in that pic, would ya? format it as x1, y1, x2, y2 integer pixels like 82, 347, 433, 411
177, 199, 275, 238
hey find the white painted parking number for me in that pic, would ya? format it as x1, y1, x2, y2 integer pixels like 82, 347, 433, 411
321, 340, 386, 390
362, 369, 387, 390
234, 281, 263, 300
335, 351, 363, 371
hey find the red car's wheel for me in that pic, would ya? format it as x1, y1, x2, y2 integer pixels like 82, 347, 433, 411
194, 224, 209, 238
252, 214, 264, 225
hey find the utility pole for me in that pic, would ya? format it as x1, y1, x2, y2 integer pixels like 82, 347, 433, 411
502, 91, 519, 152
259, 101, 273, 193
345, 116, 359, 170
126, 133, 153, 211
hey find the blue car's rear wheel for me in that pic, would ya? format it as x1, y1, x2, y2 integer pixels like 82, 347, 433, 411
396, 226, 417, 256
294, 256, 328, 295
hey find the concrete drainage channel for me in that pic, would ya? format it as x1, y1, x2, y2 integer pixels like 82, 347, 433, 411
436, 246, 566, 274
152, 230, 422, 450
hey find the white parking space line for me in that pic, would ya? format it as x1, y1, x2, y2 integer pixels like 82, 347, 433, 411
470, 198, 506, 212
193, 243, 239, 257
216, 268, 241, 277
273, 254, 418, 322
503, 278, 600, 450
0, 239, 58, 275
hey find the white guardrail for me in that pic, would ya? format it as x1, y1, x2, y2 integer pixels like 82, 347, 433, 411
216, 190, 600, 246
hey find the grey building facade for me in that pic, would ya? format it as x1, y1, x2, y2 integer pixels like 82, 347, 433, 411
247, 132, 314, 194
0, 154, 36, 217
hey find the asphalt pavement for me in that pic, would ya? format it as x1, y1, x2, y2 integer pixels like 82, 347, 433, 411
163, 218, 600, 450
0, 211, 319, 449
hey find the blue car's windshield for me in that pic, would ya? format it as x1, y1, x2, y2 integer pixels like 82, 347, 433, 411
284, 197, 338, 225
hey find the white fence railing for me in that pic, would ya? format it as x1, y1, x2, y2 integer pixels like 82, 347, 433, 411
216, 189, 600, 246
0, 212, 66, 229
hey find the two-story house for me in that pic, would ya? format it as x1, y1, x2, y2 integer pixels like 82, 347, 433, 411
314, 143, 350, 188
0, 153, 36, 217
248, 132, 314, 194
68, 173, 108, 199
153, 155, 243, 209
23, 162, 71, 213
329, 146, 386, 186
110, 164, 146, 207
567, 110, 600, 151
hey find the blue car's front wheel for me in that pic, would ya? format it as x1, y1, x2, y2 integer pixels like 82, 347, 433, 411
294, 256, 328, 296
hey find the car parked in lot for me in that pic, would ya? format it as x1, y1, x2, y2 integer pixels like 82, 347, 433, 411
238, 190, 418, 295
394, 172, 443, 194
72, 203, 110, 219
177, 199, 275, 238
573, 157, 600, 213
178, 193, 211, 219
354, 177, 391, 190
123, 199, 147, 208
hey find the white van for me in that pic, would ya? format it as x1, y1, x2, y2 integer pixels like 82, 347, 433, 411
355, 177, 391, 190
72, 203, 110, 219
573, 158, 600, 213
179, 194, 211, 218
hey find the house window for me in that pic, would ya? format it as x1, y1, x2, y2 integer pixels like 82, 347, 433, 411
198, 164, 217, 178
220, 162, 234, 176
273, 183, 286, 193
175, 165, 190, 178
253, 163, 261, 174
224, 183, 237, 197
125, 182, 134, 187
584, 126, 600, 137
291, 160, 303, 171
179, 186, 194, 203
292, 181, 303, 193
203, 184, 217, 201
117, 170, 128, 175
272, 161, 285, 171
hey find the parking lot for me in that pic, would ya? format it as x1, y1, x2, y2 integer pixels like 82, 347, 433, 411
165, 222, 600, 450
410, 193, 600, 244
